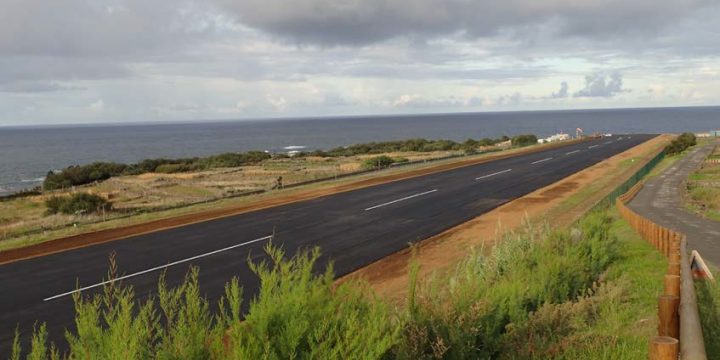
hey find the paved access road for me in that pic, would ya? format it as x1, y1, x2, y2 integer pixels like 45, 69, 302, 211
629, 140, 720, 267
0, 134, 655, 352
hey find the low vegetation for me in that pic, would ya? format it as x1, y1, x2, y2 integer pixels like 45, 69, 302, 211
696, 270, 720, 355
664, 132, 697, 155
361, 155, 410, 170
686, 145, 720, 221
44, 193, 112, 216
42, 137, 520, 191
12, 209, 666, 359
510, 134, 538, 147
43, 151, 272, 190
307, 137, 511, 158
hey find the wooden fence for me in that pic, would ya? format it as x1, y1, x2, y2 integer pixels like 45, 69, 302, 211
616, 183, 707, 360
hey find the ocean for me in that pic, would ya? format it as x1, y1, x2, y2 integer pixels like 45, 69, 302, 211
1, 106, 718, 195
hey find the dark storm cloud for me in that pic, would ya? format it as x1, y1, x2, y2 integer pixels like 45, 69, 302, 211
574, 72, 627, 98
215, 0, 713, 45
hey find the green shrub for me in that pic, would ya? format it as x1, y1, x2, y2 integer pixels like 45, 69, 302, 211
45, 193, 112, 215
199, 151, 271, 168
395, 212, 617, 359
44, 162, 127, 190
222, 246, 399, 359
362, 155, 395, 169
511, 134, 538, 147
665, 132, 697, 155
696, 277, 720, 355
154, 163, 200, 174
325, 137, 511, 157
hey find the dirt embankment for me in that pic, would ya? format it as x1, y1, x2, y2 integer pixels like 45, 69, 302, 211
341, 135, 670, 301
0, 139, 590, 265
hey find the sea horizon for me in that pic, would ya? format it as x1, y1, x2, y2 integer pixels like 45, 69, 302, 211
2, 105, 719, 195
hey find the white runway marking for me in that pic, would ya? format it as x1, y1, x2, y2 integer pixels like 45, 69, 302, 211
531, 157, 552, 165
604, 141, 612, 145
565, 150, 580, 155
44, 235, 273, 302
364, 189, 438, 211
475, 169, 512, 180
588, 145, 599, 149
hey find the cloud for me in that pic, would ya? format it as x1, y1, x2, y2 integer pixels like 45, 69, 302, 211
89, 99, 105, 111
0, 81, 85, 93
215, 0, 713, 46
0, 0, 221, 58
574, 72, 628, 98
551, 81, 569, 98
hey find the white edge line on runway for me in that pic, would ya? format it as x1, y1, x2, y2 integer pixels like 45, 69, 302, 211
475, 168, 512, 180
43, 234, 274, 302
531, 157, 552, 165
565, 150, 580, 155
364, 189, 438, 211
588, 144, 599, 149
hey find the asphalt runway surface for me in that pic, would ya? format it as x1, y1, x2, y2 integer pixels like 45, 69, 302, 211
0, 134, 656, 353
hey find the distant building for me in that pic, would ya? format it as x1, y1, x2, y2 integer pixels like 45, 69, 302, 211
496, 140, 512, 148
538, 133, 570, 144
711, 130, 720, 137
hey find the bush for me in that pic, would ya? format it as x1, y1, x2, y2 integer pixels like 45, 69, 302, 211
324, 137, 512, 157
665, 132, 697, 155
362, 155, 395, 169
511, 134, 538, 147
199, 151, 271, 168
44, 162, 127, 190
154, 163, 200, 174
45, 193, 112, 215
396, 212, 616, 358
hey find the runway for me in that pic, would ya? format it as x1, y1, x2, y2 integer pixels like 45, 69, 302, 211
0, 134, 656, 352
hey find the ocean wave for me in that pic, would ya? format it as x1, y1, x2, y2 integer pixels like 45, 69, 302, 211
283, 145, 306, 150
21, 177, 45, 183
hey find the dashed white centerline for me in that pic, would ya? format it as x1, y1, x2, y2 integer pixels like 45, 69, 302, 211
604, 141, 613, 145
475, 168, 512, 180
588, 145, 599, 149
364, 189, 438, 211
44, 234, 274, 302
565, 150, 580, 155
531, 157, 552, 165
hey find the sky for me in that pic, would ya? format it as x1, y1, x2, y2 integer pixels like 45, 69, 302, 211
0, 0, 719, 126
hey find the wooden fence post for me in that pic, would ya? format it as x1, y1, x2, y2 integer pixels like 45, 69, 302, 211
663, 275, 680, 298
649, 336, 679, 360
658, 295, 680, 339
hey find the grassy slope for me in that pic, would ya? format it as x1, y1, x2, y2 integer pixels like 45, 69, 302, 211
556, 208, 666, 359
